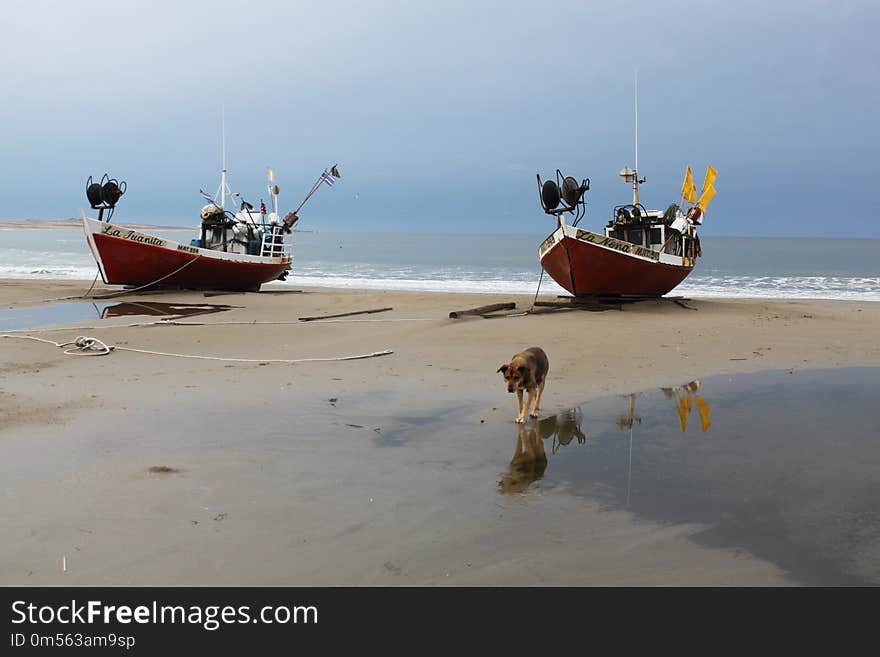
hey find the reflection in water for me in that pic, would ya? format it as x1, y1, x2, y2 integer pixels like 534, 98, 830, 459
498, 423, 548, 494
661, 381, 712, 432
499, 381, 713, 497
549, 408, 587, 454
498, 409, 591, 493
615, 393, 641, 430
98, 302, 235, 319
520, 368, 880, 584
617, 383, 712, 503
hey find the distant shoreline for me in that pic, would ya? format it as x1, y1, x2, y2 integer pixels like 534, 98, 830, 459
0, 218, 316, 232
0, 218, 191, 230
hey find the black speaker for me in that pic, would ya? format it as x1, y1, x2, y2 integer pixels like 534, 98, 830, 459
541, 180, 560, 211
561, 176, 581, 206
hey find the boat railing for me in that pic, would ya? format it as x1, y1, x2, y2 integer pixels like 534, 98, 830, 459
260, 225, 290, 259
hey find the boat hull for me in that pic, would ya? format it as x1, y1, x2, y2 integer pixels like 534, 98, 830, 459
83, 218, 291, 291
539, 224, 694, 297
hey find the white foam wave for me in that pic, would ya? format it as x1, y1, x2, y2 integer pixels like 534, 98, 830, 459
283, 274, 567, 295
280, 274, 880, 300
0, 265, 98, 280
679, 276, 880, 301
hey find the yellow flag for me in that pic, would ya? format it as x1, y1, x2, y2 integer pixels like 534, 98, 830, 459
701, 165, 717, 193
697, 184, 716, 211
267, 167, 275, 182
681, 165, 697, 203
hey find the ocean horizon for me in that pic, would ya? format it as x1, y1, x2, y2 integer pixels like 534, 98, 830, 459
1, 226, 878, 302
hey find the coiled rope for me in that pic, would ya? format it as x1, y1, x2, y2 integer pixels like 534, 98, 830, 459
0, 334, 113, 356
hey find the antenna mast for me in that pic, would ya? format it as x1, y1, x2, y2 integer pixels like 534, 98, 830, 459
635, 70, 639, 174
220, 108, 227, 209
618, 69, 644, 206
215, 107, 233, 209
633, 69, 639, 206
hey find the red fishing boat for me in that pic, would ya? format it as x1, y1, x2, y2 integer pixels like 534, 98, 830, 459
535, 162, 715, 298
81, 159, 340, 292
536, 77, 716, 298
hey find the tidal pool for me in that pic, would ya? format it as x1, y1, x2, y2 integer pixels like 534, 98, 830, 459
2, 366, 877, 585
501, 368, 880, 585
0, 300, 234, 331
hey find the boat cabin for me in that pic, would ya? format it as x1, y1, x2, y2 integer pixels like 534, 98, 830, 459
196, 205, 289, 259
605, 204, 699, 259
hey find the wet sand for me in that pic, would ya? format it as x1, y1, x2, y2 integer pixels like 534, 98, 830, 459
1, 279, 879, 585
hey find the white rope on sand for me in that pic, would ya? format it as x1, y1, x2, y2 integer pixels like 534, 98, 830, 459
0, 333, 393, 363
0, 317, 437, 334
114, 346, 393, 363
165, 318, 437, 325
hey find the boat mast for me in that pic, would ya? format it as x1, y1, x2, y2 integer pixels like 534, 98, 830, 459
633, 69, 639, 206
220, 109, 227, 209
215, 108, 233, 209
619, 70, 644, 206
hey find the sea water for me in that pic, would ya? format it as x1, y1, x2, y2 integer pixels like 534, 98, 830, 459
1, 227, 878, 301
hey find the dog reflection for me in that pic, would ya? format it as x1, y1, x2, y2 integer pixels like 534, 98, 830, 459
498, 421, 549, 494
498, 412, 588, 494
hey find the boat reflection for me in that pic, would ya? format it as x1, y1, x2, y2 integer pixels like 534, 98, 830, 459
660, 380, 712, 432
498, 381, 712, 495
98, 301, 235, 319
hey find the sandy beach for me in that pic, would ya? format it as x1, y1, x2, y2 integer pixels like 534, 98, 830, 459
2, 279, 879, 585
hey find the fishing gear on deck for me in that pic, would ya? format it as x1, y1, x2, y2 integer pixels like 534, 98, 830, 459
85, 174, 126, 222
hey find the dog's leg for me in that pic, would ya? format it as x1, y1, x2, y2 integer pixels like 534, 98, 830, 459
525, 389, 536, 420
515, 389, 525, 423
531, 380, 546, 417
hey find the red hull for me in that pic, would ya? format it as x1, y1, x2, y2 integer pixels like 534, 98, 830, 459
540, 231, 693, 297
85, 220, 291, 291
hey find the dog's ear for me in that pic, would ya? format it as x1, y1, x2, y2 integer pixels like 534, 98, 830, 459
517, 365, 528, 376
497, 364, 509, 374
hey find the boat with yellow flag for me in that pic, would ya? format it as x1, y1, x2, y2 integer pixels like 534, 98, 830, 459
536, 162, 717, 298
535, 78, 718, 298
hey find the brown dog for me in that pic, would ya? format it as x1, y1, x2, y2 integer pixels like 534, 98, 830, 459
497, 347, 549, 423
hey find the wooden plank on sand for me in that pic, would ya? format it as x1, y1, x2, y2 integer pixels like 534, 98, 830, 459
298, 307, 393, 322
449, 302, 516, 319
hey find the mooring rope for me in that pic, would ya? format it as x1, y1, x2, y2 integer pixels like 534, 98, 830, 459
0, 317, 438, 335
14, 257, 202, 305
84, 256, 202, 300
0, 333, 392, 363
531, 266, 546, 311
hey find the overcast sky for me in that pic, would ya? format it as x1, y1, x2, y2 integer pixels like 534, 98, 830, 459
1, 0, 877, 236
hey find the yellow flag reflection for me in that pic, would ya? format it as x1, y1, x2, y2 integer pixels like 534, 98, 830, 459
695, 395, 712, 432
